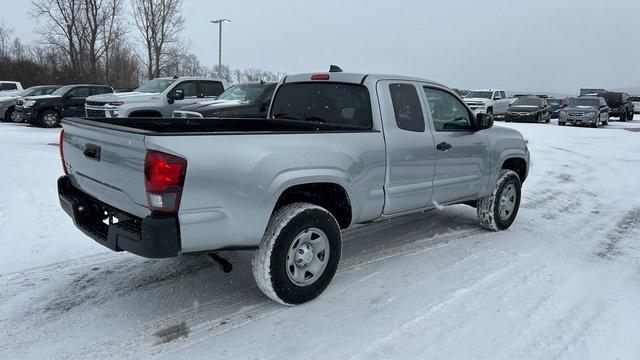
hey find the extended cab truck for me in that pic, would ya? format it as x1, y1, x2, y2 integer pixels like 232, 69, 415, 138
173, 82, 277, 119
58, 72, 530, 305
84, 77, 227, 119
464, 89, 510, 119
18, 84, 114, 127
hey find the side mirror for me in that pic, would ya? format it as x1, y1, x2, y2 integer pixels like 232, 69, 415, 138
170, 89, 185, 101
476, 113, 493, 130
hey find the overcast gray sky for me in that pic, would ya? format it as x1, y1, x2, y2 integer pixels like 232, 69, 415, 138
2, 0, 639, 93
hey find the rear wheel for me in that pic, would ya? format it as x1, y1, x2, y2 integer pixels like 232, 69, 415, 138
558, 121, 565, 126
477, 170, 522, 231
38, 110, 61, 128
252, 203, 342, 305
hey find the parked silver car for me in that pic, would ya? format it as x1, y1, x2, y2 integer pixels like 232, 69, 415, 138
559, 97, 610, 127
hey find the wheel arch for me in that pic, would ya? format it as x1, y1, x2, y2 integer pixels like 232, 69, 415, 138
501, 157, 528, 183
272, 181, 353, 229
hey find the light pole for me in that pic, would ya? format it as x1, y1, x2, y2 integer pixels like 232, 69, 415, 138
210, 19, 231, 77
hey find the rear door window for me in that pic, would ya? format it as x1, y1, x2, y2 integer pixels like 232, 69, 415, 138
270, 82, 373, 129
199, 81, 225, 98
389, 83, 425, 132
67, 87, 90, 98
500, 91, 507, 99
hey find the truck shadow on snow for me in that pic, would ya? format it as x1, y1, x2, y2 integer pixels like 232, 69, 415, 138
41, 206, 481, 321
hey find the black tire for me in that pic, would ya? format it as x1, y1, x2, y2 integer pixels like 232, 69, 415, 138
620, 112, 627, 122
37, 110, 61, 128
546, 114, 550, 123
252, 203, 342, 305
1, 108, 13, 122
477, 170, 522, 231
559, 121, 565, 126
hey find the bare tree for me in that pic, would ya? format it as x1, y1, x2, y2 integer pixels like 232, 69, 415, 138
131, 0, 184, 79
77, 0, 124, 81
0, 21, 14, 55
31, 0, 83, 78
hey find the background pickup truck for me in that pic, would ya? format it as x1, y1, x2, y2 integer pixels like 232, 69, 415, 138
58, 71, 530, 305
84, 76, 227, 118
464, 89, 510, 119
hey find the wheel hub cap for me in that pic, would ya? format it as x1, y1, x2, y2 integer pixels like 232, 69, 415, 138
499, 184, 516, 220
286, 228, 330, 286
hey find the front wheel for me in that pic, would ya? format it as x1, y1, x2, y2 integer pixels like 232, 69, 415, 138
252, 203, 342, 305
2, 108, 13, 122
477, 170, 522, 231
38, 110, 61, 128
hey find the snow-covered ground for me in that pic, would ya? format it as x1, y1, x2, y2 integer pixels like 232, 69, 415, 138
1, 117, 640, 359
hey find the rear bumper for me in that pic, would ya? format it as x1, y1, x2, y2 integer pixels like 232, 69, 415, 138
58, 175, 180, 258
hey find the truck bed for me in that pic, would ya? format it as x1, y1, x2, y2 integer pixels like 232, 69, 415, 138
63, 117, 375, 135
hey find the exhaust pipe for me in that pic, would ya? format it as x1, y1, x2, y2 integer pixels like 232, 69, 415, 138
205, 253, 233, 273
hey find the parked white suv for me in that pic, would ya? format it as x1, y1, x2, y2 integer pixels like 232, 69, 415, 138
0, 81, 23, 97
84, 77, 227, 118
464, 89, 510, 119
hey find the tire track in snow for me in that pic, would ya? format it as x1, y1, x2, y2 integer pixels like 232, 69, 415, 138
49, 227, 487, 360
596, 208, 640, 260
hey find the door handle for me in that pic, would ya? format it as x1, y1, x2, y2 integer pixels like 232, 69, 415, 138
436, 142, 453, 151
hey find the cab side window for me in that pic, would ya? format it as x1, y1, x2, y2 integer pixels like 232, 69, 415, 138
389, 83, 425, 132
493, 91, 501, 100
423, 87, 472, 132
500, 91, 507, 99
173, 81, 197, 98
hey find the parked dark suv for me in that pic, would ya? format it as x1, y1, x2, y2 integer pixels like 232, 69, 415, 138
17, 84, 113, 127
173, 82, 277, 119
597, 92, 634, 121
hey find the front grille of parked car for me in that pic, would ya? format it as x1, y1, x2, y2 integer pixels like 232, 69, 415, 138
86, 100, 108, 107
568, 112, 584, 116
86, 109, 105, 118
16, 100, 23, 106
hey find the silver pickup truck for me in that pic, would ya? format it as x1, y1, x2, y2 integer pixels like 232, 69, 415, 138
58, 71, 530, 305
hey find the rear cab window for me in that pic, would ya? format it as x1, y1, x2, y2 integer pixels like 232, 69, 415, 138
270, 82, 373, 129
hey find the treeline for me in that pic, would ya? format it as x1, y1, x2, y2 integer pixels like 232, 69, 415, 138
0, 0, 280, 90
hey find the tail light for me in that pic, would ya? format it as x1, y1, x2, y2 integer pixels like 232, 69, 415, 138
144, 150, 187, 213
59, 130, 68, 175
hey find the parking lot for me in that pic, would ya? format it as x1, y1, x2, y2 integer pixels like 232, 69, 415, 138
1, 117, 639, 359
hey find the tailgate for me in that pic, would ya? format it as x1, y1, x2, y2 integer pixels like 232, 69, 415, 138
62, 120, 150, 218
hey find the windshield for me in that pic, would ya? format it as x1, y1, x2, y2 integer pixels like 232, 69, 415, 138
513, 98, 543, 106
135, 79, 176, 93
51, 85, 74, 96
567, 98, 599, 107
217, 83, 270, 102
22, 87, 57, 97
270, 82, 372, 129
465, 91, 492, 99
